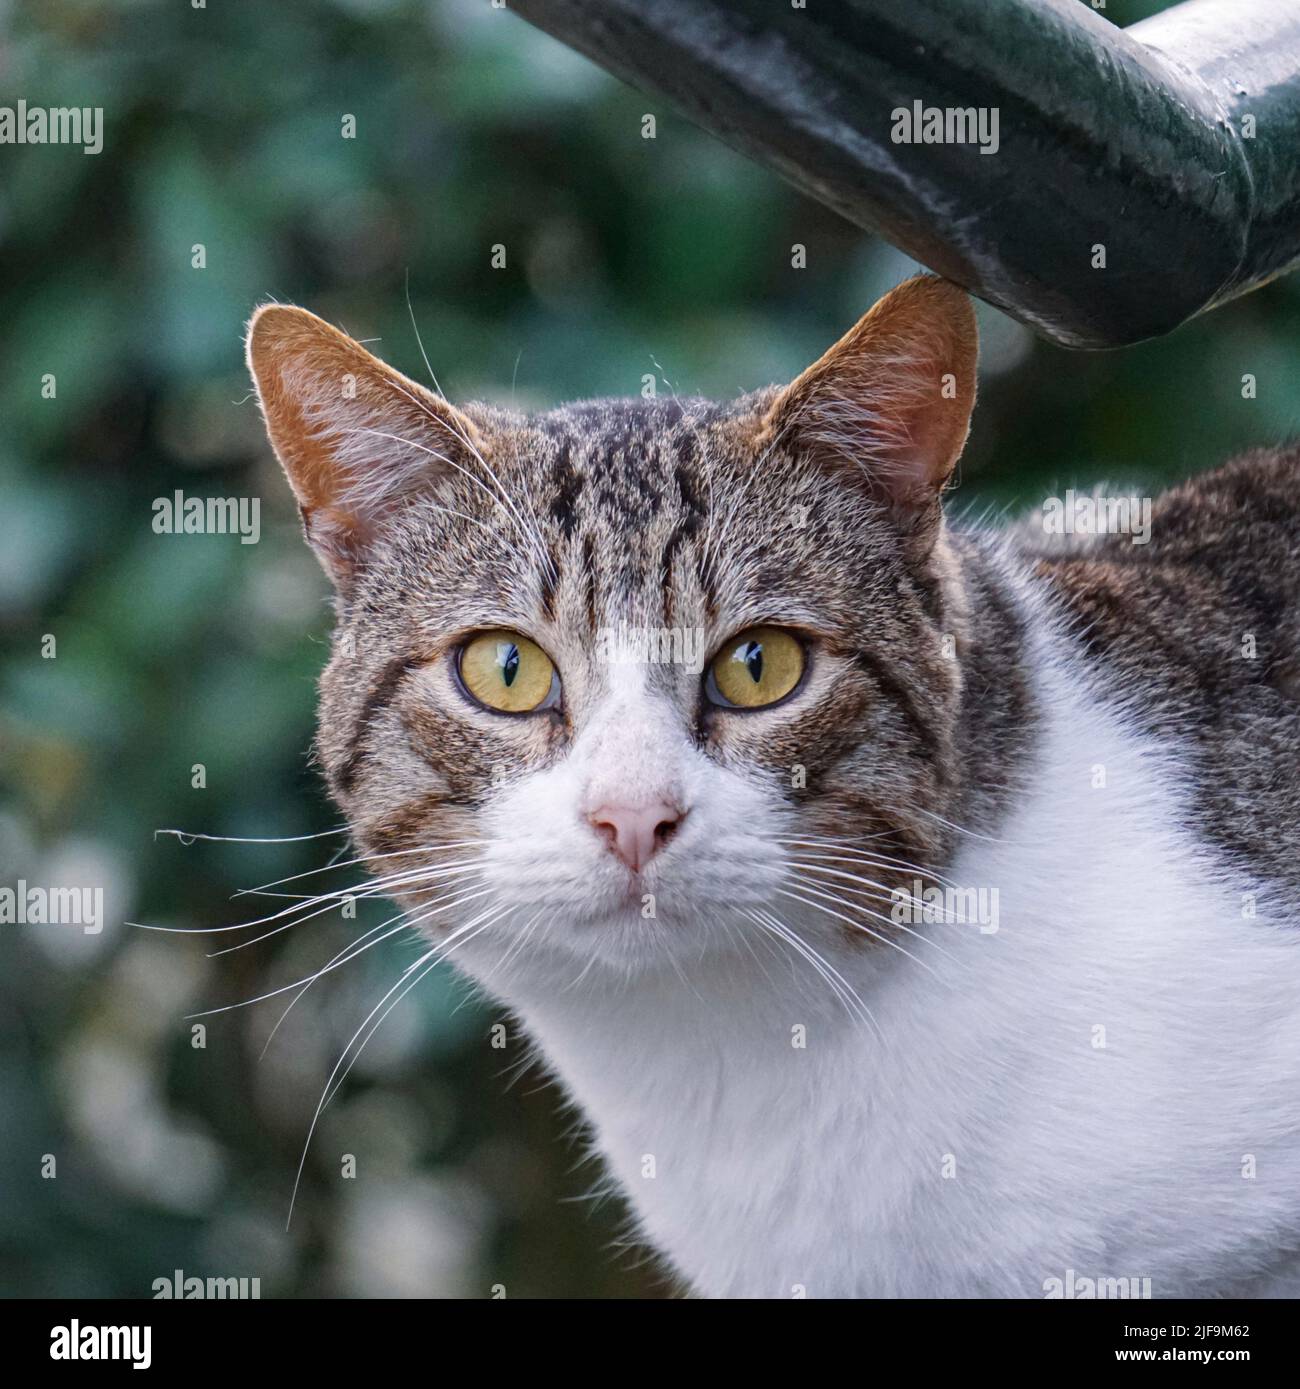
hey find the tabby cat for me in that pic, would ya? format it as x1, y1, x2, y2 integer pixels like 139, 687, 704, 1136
246, 276, 1300, 1297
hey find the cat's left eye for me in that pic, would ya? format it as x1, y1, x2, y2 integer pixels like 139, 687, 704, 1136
705, 626, 806, 710
457, 631, 560, 714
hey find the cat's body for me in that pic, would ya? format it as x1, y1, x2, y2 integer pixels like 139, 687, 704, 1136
246, 279, 1300, 1297
495, 517, 1300, 1298
469, 477, 1300, 1299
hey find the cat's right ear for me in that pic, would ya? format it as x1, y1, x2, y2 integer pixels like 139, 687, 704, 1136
245, 304, 483, 589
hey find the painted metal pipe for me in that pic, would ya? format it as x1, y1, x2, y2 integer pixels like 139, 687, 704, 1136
511, 0, 1300, 348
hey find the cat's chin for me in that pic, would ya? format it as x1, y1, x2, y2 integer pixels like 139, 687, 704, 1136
452, 885, 774, 979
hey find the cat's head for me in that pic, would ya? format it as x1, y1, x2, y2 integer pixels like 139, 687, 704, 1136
246, 277, 978, 979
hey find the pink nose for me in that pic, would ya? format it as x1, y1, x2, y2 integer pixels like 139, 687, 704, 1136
587, 801, 683, 873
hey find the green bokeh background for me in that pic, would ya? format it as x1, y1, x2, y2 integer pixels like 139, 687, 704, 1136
1, 0, 1296, 1298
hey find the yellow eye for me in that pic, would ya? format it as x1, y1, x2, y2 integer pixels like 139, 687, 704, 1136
707, 626, 805, 709
458, 631, 558, 714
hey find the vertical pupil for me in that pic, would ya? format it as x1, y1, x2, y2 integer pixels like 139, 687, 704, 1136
744, 640, 763, 683
499, 643, 520, 687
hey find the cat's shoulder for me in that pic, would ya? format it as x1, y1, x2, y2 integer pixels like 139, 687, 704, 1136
1018, 443, 1300, 667
1006, 443, 1300, 896
1137, 441, 1300, 573
1009, 442, 1300, 570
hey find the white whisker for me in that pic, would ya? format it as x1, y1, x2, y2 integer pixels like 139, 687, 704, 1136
746, 907, 879, 1037
155, 826, 348, 845
286, 901, 512, 1228
775, 886, 938, 979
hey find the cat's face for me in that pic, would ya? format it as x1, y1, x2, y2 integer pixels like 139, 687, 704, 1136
247, 277, 978, 978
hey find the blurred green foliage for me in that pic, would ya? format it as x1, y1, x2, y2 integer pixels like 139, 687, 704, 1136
1, 0, 1297, 1298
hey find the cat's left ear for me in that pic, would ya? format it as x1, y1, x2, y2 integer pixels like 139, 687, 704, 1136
760, 274, 977, 553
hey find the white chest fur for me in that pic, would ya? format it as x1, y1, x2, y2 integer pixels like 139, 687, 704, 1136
469, 613, 1300, 1298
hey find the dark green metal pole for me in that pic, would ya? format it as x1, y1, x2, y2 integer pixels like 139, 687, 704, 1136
510, 0, 1300, 348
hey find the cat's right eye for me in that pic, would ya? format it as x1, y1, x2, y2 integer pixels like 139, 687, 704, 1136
457, 631, 560, 714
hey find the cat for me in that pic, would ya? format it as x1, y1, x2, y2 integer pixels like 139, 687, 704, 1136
245, 275, 1300, 1298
